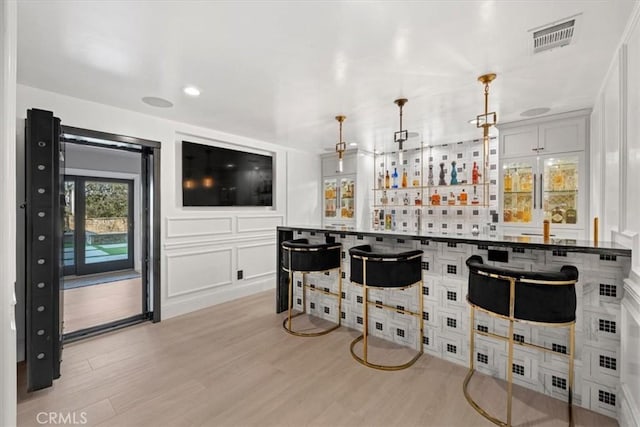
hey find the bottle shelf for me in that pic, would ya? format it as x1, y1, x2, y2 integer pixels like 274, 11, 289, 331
374, 203, 490, 208
373, 182, 490, 192
504, 190, 533, 195
543, 190, 578, 194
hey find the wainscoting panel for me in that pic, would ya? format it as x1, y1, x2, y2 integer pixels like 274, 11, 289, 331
237, 215, 283, 233
166, 216, 233, 238
166, 247, 232, 297
237, 241, 276, 280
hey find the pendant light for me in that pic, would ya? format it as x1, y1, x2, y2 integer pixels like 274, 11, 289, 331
335, 115, 347, 173
476, 73, 497, 205
394, 98, 409, 166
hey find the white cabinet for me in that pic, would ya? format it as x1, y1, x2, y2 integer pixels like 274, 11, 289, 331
501, 125, 539, 158
500, 110, 588, 157
498, 110, 590, 239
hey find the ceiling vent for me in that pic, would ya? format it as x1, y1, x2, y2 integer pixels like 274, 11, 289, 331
530, 14, 581, 54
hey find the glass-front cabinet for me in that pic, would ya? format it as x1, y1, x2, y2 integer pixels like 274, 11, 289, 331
543, 155, 580, 225
321, 150, 371, 229
501, 152, 584, 235
340, 177, 355, 220
323, 178, 337, 220
502, 159, 535, 225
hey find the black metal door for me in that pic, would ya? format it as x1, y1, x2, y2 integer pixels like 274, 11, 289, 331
25, 108, 64, 391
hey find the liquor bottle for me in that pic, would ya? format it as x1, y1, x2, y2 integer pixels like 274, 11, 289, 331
377, 172, 384, 189
385, 170, 390, 189
450, 161, 458, 185
401, 168, 408, 188
511, 168, 519, 192
459, 189, 468, 205
504, 170, 512, 192
522, 201, 532, 222
565, 168, 576, 190
552, 167, 564, 191
471, 185, 480, 205
392, 168, 399, 189
381, 190, 388, 205
472, 161, 481, 185
438, 163, 447, 186
427, 164, 435, 186
565, 207, 577, 224
403, 192, 410, 205
459, 163, 468, 184
447, 191, 456, 205
520, 171, 531, 192
415, 192, 422, 206
431, 190, 441, 206
551, 205, 565, 223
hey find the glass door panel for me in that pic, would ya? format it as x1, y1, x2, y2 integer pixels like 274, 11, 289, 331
63, 180, 76, 276
83, 180, 131, 265
542, 156, 579, 225
340, 177, 355, 219
502, 160, 535, 224
324, 179, 337, 219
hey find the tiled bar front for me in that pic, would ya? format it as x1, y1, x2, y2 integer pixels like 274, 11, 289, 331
276, 226, 631, 418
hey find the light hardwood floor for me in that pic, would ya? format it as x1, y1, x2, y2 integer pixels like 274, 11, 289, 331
63, 278, 142, 333
18, 290, 616, 427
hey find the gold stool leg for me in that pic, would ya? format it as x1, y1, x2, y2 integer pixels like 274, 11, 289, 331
419, 281, 424, 353
337, 265, 343, 326
569, 323, 575, 426
507, 318, 514, 427
287, 267, 293, 332
283, 267, 342, 337
363, 284, 369, 363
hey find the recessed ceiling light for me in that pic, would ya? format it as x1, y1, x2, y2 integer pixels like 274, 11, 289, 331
183, 86, 201, 97
349, 142, 358, 147
227, 164, 234, 168
142, 96, 173, 108
521, 107, 551, 117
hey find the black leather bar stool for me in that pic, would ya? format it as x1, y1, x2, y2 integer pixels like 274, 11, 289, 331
348, 244, 424, 370
281, 238, 342, 336
463, 255, 578, 427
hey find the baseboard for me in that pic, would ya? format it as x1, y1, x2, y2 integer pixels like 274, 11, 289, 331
620, 383, 640, 427
162, 276, 276, 320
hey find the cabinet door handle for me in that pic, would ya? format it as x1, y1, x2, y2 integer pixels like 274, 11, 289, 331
532, 148, 539, 152
538, 147, 544, 151
539, 174, 543, 209
533, 173, 537, 209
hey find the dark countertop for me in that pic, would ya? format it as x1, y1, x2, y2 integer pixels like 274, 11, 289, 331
277, 225, 632, 257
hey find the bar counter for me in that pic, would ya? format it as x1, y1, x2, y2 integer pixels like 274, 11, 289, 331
275, 225, 631, 418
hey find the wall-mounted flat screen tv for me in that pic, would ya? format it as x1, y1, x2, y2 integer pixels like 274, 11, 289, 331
182, 141, 273, 207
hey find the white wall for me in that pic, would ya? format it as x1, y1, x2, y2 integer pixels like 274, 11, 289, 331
16, 84, 321, 326
590, 4, 640, 425
1, 0, 18, 425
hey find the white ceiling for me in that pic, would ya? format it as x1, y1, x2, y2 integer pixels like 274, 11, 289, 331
17, 1, 635, 153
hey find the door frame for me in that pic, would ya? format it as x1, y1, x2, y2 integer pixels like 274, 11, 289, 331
61, 126, 161, 324
64, 175, 135, 276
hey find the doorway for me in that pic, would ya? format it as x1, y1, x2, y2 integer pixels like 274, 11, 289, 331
64, 176, 134, 276
59, 127, 160, 342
